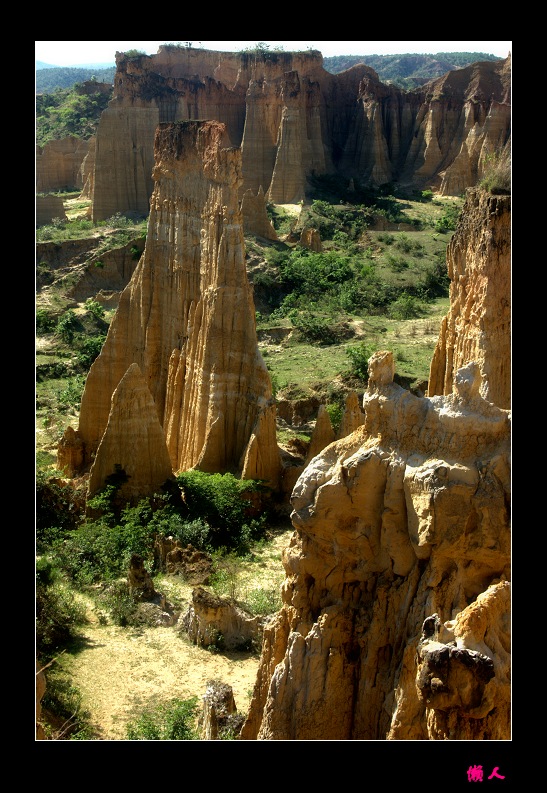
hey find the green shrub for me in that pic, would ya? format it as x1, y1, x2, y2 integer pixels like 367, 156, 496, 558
56, 310, 81, 343
290, 311, 340, 345
388, 293, 424, 320
39, 667, 93, 740
280, 251, 353, 297
176, 471, 267, 554
125, 697, 199, 740
36, 566, 88, 655
417, 261, 450, 299
36, 308, 56, 333
58, 375, 86, 409
244, 585, 282, 616
480, 150, 511, 194
76, 335, 106, 369
434, 203, 461, 232
325, 401, 344, 434
36, 472, 85, 552
346, 342, 375, 381
124, 50, 147, 60
54, 508, 157, 585
386, 253, 409, 272
84, 299, 105, 320
100, 581, 138, 627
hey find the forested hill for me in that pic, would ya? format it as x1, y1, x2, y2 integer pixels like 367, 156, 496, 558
35, 51, 507, 94
323, 52, 506, 88
36, 66, 116, 93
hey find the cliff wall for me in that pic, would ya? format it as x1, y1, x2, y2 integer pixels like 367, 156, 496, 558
241, 183, 511, 741
36, 136, 90, 194
428, 187, 511, 409
241, 353, 510, 740
90, 47, 511, 221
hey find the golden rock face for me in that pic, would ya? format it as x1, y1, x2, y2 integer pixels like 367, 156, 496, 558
90, 49, 511, 222
428, 188, 511, 410
67, 120, 280, 499
241, 189, 511, 742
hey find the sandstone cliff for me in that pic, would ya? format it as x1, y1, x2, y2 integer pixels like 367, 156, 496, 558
428, 187, 511, 409
241, 178, 511, 740
90, 47, 511, 221
59, 120, 280, 496
87, 362, 174, 499
36, 194, 67, 227
36, 136, 91, 194
241, 352, 510, 740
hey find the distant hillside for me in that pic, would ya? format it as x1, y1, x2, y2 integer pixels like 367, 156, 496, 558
323, 52, 505, 88
36, 66, 116, 93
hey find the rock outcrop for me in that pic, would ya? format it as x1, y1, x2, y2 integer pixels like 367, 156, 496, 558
181, 586, 265, 651
37, 236, 144, 308
336, 390, 366, 439
36, 195, 67, 227
62, 119, 280, 495
86, 362, 174, 499
90, 47, 511, 221
241, 351, 510, 740
36, 136, 91, 193
298, 228, 322, 251
428, 187, 511, 409
240, 186, 278, 240
200, 680, 245, 740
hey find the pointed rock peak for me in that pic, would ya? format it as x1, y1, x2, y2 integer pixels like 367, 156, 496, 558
88, 362, 174, 502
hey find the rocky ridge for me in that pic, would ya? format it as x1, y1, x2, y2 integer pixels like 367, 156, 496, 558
84, 47, 510, 221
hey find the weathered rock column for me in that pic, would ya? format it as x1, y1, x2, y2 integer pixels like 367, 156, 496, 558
65, 120, 280, 495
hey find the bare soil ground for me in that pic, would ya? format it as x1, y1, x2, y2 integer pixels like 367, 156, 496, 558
52, 526, 294, 740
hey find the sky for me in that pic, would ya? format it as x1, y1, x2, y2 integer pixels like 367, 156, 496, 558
35, 41, 512, 67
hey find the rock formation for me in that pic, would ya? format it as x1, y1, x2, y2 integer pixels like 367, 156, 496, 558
304, 404, 335, 464
86, 362, 174, 499
200, 680, 245, 740
127, 552, 158, 601
36, 136, 91, 193
36, 194, 67, 227
78, 136, 96, 199
89, 47, 511, 221
240, 186, 278, 241
241, 351, 510, 740
37, 236, 144, 308
61, 119, 280, 495
153, 537, 213, 583
336, 390, 366, 439
428, 187, 511, 409
297, 228, 322, 251
181, 586, 265, 651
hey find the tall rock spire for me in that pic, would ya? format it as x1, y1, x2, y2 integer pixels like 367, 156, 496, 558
67, 120, 280, 492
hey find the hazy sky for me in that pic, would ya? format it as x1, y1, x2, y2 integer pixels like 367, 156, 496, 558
35, 41, 512, 67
